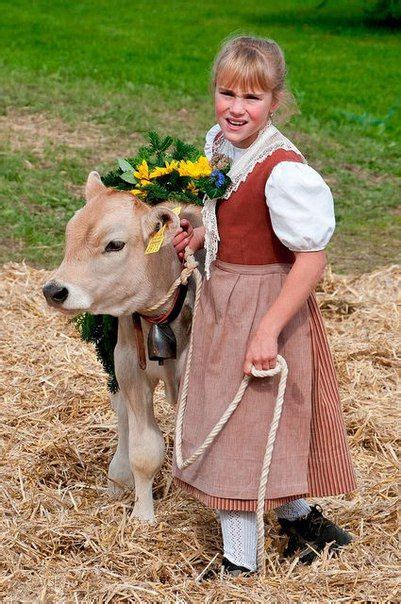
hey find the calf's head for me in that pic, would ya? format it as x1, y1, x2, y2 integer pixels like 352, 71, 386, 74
43, 171, 180, 316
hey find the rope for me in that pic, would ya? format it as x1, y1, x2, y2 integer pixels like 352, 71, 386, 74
142, 252, 198, 314
174, 249, 288, 573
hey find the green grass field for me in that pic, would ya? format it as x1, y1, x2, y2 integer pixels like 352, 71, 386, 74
1, 0, 400, 272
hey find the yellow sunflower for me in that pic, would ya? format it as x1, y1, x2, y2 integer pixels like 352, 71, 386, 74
130, 188, 147, 199
186, 181, 199, 195
134, 160, 152, 185
149, 160, 179, 179
178, 156, 212, 178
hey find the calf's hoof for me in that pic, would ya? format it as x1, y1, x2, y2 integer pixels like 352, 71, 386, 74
107, 477, 135, 497
107, 457, 135, 495
132, 500, 156, 524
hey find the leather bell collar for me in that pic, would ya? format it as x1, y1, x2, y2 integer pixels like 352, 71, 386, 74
132, 282, 189, 370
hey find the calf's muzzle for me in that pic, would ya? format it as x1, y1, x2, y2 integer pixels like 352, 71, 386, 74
43, 281, 69, 304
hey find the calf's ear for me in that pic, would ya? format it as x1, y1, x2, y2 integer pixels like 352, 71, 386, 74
85, 171, 106, 202
141, 206, 180, 248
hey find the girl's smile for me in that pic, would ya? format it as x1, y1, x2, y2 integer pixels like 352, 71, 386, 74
215, 85, 277, 149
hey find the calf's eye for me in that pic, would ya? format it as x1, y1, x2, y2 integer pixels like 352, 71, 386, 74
105, 240, 125, 252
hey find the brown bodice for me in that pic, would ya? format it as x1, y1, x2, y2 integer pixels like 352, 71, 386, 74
216, 149, 304, 265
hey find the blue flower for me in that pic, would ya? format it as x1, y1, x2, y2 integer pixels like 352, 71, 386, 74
210, 169, 225, 188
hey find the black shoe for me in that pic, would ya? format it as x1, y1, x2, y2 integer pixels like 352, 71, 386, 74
278, 505, 353, 565
222, 556, 256, 577
198, 557, 255, 581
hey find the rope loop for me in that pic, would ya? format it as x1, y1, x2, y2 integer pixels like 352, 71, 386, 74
250, 357, 286, 379
143, 248, 199, 314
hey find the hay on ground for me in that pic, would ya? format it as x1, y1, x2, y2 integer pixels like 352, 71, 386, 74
0, 262, 399, 602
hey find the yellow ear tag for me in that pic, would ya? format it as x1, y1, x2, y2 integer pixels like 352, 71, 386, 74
144, 207, 182, 254
145, 224, 167, 254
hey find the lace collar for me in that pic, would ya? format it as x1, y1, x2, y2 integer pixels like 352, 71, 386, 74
201, 125, 305, 278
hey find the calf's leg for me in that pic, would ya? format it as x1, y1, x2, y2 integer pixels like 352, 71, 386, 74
126, 380, 165, 522
108, 390, 135, 493
113, 318, 164, 521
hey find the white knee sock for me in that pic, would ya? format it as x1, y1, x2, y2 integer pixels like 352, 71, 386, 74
275, 498, 311, 521
218, 510, 258, 571
218, 499, 311, 571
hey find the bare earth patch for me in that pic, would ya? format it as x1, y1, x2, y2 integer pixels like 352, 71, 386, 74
0, 262, 399, 601
0, 108, 141, 162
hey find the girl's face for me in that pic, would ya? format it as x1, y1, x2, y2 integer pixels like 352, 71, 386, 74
214, 83, 277, 148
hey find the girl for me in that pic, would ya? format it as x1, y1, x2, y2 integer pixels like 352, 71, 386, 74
172, 36, 356, 575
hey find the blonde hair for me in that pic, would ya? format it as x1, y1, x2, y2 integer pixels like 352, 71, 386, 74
212, 35, 297, 122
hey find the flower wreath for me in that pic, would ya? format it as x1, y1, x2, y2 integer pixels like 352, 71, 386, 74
102, 130, 231, 204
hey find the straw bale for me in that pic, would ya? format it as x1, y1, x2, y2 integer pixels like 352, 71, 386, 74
0, 262, 399, 602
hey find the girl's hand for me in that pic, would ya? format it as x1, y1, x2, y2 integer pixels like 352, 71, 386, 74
243, 326, 278, 376
173, 222, 205, 261
173, 219, 194, 261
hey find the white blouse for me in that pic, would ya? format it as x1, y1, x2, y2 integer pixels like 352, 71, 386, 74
204, 125, 335, 252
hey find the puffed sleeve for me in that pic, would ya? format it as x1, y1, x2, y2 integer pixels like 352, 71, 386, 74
204, 124, 221, 160
265, 162, 335, 251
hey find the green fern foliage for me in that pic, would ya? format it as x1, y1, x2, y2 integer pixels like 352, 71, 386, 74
74, 313, 119, 393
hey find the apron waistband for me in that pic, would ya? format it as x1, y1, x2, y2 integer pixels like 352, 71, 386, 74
213, 260, 293, 275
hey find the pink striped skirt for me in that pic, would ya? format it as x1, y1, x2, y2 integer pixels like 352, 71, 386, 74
173, 260, 356, 511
